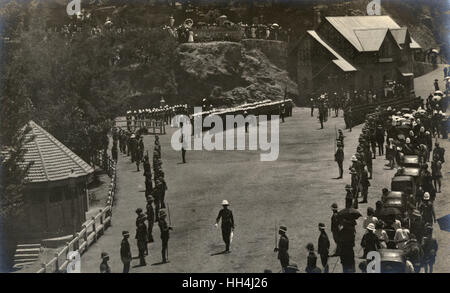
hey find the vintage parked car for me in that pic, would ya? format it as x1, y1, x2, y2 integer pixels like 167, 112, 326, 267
383, 191, 407, 213
395, 167, 421, 186
391, 176, 416, 195
378, 249, 406, 273
402, 155, 420, 168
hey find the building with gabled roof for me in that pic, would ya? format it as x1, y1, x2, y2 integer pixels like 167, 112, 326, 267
18, 121, 94, 240
291, 15, 422, 104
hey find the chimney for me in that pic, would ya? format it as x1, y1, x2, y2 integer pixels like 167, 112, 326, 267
313, 7, 322, 29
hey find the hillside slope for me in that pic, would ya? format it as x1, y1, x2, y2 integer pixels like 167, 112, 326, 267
175, 41, 297, 106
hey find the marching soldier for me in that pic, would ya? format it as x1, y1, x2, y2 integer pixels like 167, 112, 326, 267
215, 200, 235, 253
120, 231, 132, 273
158, 209, 172, 263
274, 226, 289, 272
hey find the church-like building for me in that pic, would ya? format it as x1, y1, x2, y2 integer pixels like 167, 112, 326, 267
290, 15, 422, 104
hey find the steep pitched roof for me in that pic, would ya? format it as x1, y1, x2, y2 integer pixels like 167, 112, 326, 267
354, 28, 388, 51
325, 16, 421, 51
22, 121, 94, 183
390, 28, 408, 45
307, 30, 357, 72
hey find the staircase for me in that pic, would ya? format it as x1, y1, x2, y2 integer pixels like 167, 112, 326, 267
13, 244, 41, 270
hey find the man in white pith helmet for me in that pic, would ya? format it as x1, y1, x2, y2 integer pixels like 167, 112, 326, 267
215, 200, 235, 253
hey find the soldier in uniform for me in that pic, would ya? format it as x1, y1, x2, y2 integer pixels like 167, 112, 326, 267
180, 122, 187, 163
146, 196, 155, 243
318, 101, 325, 129
143, 155, 152, 197
317, 223, 330, 273
154, 135, 161, 158
432, 142, 445, 163
350, 167, 360, 209
120, 231, 132, 273
274, 225, 289, 272
330, 203, 340, 256
111, 141, 118, 162
359, 166, 370, 204
100, 252, 111, 273
335, 142, 344, 179
279, 104, 285, 123
135, 136, 143, 172
215, 200, 235, 253
158, 209, 172, 263
135, 217, 148, 266
345, 106, 353, 132
345, 184, 353, 209
129, 134, 137, 163
337, 129, 344, 148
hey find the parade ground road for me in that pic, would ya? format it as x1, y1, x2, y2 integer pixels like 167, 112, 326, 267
81, 71, 449, 274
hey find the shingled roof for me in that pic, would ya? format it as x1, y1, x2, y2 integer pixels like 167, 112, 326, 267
307, 30, 357, 72
22, 121, 94, 183
325, 16, 422, 51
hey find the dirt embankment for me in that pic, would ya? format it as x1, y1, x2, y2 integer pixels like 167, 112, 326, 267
175, 41, 297, 107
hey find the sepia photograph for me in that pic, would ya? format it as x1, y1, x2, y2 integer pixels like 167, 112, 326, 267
0, 0, 448, 278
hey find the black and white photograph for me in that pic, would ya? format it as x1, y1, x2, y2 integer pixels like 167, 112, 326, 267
0, 0, 449, 277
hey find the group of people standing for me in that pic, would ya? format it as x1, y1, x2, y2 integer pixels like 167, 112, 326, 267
101, 130, 171, 273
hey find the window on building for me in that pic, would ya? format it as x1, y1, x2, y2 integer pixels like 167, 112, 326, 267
369, 75, 374, 89
303, 78, 309, 90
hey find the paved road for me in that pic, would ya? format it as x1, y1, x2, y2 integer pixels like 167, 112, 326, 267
81, 70, 449, 273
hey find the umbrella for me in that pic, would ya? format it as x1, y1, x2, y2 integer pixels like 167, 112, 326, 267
380, 207, 401, 217
434, 90, 444, 96
338, 208, 362, 220
431, 49, 439, 54
218, 15, 227, 19
444, 76, 450, 81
